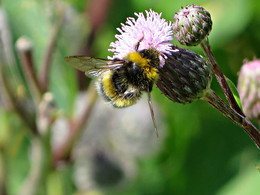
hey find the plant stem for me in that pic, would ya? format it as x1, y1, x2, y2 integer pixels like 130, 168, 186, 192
18, 136, 44, 195
40, 10, 64, 92
200, 38, 245, 117
16, 37, 43, 102
202, 89, 260, 149
0, 148, 8, 195
52, 84, 98, 166
0, 66, 38, 136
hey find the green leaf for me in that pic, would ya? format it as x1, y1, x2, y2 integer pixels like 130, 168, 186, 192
225, 76, 243, 111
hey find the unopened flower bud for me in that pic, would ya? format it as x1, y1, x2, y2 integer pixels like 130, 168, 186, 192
156, 46, 212, 103
15, 36, 33, 53
172, 4, 212, 46
238, 59, 260, 122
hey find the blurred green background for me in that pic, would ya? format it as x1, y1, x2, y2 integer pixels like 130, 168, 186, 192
0, 0, 260, 195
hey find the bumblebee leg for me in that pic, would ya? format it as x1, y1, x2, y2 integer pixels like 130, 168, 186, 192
135, 34, 144, 51
147, 91, 159, 138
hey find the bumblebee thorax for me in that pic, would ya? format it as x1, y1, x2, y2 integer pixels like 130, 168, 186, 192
124, 50, 159, 81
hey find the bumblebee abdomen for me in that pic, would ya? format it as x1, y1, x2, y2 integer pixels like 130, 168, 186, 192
97, 71, 141, 108
112, 72, 128, 93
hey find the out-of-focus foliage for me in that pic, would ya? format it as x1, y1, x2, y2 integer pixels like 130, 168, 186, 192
0, 0, 260, 195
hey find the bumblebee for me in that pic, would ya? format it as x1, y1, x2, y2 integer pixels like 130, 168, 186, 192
65, 46, 161, 137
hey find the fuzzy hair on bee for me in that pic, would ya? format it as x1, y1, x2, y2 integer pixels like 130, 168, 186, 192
65, 47, 161, 137
97, 50, 159, 108
64, 9, 175, 137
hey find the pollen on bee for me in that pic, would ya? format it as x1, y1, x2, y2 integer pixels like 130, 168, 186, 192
126, 52, 159, 81
126, 52, 148, 66
113, 98, 137, 108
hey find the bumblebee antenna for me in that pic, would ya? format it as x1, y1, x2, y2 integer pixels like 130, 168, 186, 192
147, 91, 159, 138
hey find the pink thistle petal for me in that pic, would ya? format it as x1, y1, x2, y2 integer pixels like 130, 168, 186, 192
238, 59, 260, 121
108, 9, 174, 66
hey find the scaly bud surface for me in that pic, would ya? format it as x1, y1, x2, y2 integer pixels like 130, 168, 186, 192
173, 4, 212, 46
156, 46, 212, 103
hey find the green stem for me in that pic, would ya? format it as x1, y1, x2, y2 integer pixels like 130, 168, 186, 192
202, 89, 260, 149
18, 136, 44, 195
18, 131, 52, 195
0, 148, 8, 195
200, 38, 245, 117
0, 66, 38, 136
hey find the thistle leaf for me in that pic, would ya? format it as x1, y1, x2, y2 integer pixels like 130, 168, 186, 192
225, 76, 243, 111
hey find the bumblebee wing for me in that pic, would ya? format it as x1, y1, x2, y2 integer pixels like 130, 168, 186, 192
64, 56, 125, 77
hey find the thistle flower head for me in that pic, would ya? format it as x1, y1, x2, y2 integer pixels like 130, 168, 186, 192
156, 46, 212, 103
109, 9, 173, 66
108, 9, 212, 104
238, 59, 260, 122
172, 4, 212, 46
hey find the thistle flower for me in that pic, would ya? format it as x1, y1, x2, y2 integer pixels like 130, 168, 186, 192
156, 46, 212, 103
172, 4, 212, 46
109, 9, 173, 66
238, 59, 260, 122
108, 9, 212, 104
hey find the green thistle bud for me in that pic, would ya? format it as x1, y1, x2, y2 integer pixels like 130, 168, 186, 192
156, 46, 212, 103
172, 4, 212, 46
238, 59, 260, 122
